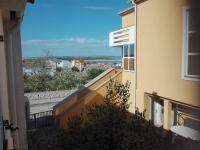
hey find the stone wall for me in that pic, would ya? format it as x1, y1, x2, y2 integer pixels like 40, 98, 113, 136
25, 90, 76, 114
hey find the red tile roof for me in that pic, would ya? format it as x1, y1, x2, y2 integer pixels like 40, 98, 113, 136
79, 59, 85, 64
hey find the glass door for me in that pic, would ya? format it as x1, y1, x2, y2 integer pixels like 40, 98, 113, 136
153, 100, 164, 127
149, 96, 164, 127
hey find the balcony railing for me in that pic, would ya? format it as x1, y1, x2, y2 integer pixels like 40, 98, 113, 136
27, 110, 54, 130
109, 26, 135, 47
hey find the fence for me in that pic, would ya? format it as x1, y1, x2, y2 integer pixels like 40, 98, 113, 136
27, 110, 54, 130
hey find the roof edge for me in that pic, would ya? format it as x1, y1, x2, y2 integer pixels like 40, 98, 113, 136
118, 6, 135, 16
134, 0, 148, 4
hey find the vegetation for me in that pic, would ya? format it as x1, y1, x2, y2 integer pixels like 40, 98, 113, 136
71, 66, 80, 72
24, 66, 105, 93
28, 79, 168, 150
24, 70, 87, 93
86, 68, 104, 80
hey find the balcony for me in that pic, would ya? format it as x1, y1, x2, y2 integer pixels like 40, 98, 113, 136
109, 26, 135, 47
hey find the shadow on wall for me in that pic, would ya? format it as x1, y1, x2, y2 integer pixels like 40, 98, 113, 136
53, 68, 123, 128
54, 87, 107, 128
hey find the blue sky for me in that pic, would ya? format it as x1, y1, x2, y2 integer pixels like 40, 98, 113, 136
21, 0, 132, 57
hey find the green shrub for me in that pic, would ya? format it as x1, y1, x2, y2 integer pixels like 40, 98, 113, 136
64, 79, 163, 150
86, 68, 105, 80
27, 127, 67, 150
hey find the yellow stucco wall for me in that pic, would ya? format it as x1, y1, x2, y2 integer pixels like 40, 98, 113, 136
54, 70, 123, 128
54, 69, 137, 128
135, 0, 200, 112
122, 11, 135, 28
54, 69, 118, 115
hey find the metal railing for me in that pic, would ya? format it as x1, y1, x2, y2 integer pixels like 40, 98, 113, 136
27, 110, 54, 130
177, 111, 200, 126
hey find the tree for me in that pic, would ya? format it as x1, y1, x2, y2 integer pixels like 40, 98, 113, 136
23, 69, 88, 93
47, 70, 77, 91
23, 58, 51, 92
71, 66, 80, 72
56, 67, 63, 72
86, 68, 105, 80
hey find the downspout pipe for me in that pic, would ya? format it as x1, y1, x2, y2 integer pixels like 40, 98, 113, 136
130, 0, 138, 112
134, 2, 137, 112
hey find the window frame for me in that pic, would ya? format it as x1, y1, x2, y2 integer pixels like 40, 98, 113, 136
182, 7, 200, 81
122, 44, 135, 72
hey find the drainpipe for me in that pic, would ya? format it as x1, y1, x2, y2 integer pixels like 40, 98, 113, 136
130, 0, 138, 112
134, 3, 137, 112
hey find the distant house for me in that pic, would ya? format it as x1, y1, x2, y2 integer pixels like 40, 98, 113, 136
47, 58, 64, 72
48, 59, 72, 70
62, 60, 72, 69
56, 60, 64, 68
71, 59, 86, 72
22, 58, 72, 76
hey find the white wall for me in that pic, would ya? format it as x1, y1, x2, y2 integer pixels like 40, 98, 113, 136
0, 10, 14, 150
0, 9, 28, 150
5, 25, 28, 150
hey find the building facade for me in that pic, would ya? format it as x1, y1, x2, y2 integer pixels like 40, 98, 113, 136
133, 0, 200, 132
110, 0, 200, 132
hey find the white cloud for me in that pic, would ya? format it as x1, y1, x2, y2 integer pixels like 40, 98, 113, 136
84, 6, 113, 10
22, 38, 122, 57
22, 37, 108, 48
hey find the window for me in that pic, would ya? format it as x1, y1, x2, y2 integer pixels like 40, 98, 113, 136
122, 44, 135, 71
183, 8, 200, 80
176, 105, 200, 131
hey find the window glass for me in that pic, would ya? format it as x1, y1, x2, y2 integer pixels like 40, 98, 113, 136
130, 44, 134, 57
188, 55, 200, 76
124, 45, 128, 57
188, 10, 196, 31
153, 101, 164, 127
189, 32, 200, 53
150, 97, 164, 127
129, 58, 134, 70
124, 58, 128, 70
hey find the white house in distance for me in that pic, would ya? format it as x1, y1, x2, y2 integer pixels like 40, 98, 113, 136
63, 60, 72, 69
48, 58, 72, 71
47, 58, 63, 70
